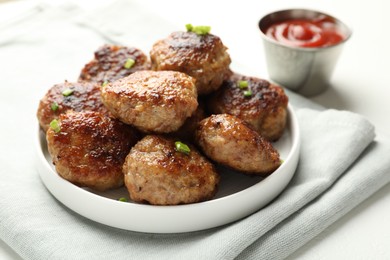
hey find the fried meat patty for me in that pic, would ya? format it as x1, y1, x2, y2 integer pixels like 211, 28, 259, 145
37, 81, 109, 132
208, 74, 288, 141
79, 44, 151, 84
195, 114, 281, 174
46, 111, 139, 191
101, 70, 198, 133
123, 135, 220, 205
150, 31, 231, 95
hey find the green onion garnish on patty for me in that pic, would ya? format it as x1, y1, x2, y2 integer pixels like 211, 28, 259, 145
51, 102, 59, 111
124, 58, 135, 69
175, 141, 191, 155
49, 119, 61, 133
62, 88, 74, 97
186, 24, 211, 35
237, 80, 249, 89
185, 23, 193, 31
243, 90, 252, 97
101, 80, 109, 87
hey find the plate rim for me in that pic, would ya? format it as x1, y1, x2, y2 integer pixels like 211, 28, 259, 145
35, 103, 300, 233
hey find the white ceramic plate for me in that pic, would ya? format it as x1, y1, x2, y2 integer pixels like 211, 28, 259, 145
35, 104, 300, 233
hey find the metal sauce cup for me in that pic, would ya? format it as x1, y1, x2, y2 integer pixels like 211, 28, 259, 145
259, 9, 352, 96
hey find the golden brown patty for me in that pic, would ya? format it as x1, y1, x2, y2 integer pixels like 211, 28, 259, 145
101, 70, 198, 133
150, 31, 231, 95
207, 74, 288, 141
195, 114, 281, 175
123, 135, 220, 205
46, 111, 140, 191
37, 81, 109, 132
79, 44, 151, 84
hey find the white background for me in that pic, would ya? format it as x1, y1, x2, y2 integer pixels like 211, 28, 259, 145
1, 0, 389, 259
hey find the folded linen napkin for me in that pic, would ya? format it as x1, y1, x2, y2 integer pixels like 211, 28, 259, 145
0, 2, 389, 260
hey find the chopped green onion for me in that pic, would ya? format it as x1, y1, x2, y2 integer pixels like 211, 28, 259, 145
237, 80, 249, 89
62, 88, 74, 97
51, 102, 59, 111
243, 90, 252, 97
124, 58, 135, 69
118, 197, 128, 202
185, 23, 193, 31
280, 159, 284, 164
186, 24, 211, 35
49, 119, 61, 133
101, 80, 109, 87
192, 26, 211, 35
175, 141, 191, 155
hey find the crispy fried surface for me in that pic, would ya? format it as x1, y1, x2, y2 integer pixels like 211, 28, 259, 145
46, 111, 140, 191
101, 70, 198, 133
150, 31, 231, 95
208, 74, 288, 141
195, 114, 281, 174
37, 81, 109, 132
79, 45, 151, 84
123, 135, 220, 205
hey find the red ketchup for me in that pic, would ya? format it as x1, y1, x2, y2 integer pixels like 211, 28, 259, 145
265, 16, 345, 48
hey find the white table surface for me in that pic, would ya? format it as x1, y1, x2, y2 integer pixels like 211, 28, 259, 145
1, 0, 389, 259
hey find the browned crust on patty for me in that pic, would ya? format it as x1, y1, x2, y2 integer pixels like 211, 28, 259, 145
123, 135, 220, 205
101, 70, 198, 133
46, 111, 140, 191
79, 44, 151, 84
37, 81, 109, 132
195, 114, 281, 174
150, 31, 231, 95
208, 74, 288, 141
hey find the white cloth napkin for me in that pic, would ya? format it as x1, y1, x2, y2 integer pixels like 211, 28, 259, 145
0, 2, 389, 259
